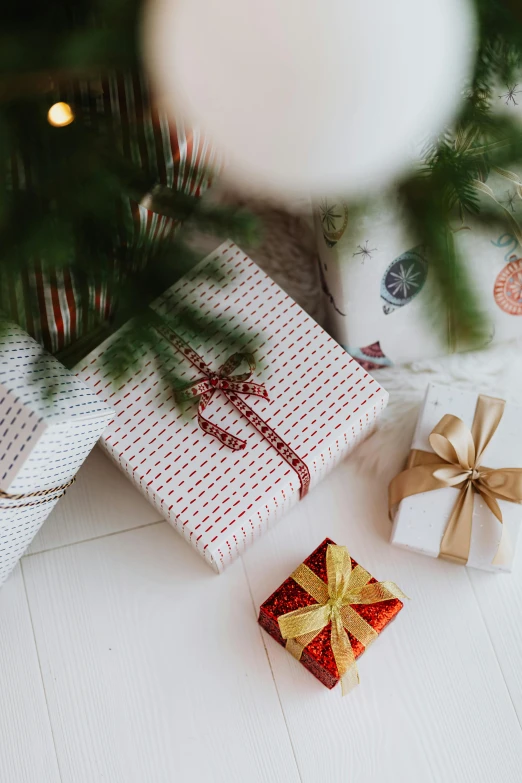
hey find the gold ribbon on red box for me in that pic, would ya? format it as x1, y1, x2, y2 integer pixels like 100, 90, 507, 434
278, 544, 407, 695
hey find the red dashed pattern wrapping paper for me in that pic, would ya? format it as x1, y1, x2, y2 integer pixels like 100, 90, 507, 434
77, 242, 389, 572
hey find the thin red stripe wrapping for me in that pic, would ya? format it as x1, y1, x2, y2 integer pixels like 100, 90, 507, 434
63, 268, 78, 343
181, 131, 195, 195
131, 72, 149, 172
116, 72, 132, 161
4, 74, 215, 354
150, 104, 168, 185
34, 261, 53, 351
51, 270, 68, 351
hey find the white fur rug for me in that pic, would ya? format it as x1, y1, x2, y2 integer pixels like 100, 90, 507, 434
200, 184, 522, 484
353, 338, 522, 482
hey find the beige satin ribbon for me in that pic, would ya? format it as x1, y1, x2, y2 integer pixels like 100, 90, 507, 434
389, 395, 522, 565
277, 545, 407, 695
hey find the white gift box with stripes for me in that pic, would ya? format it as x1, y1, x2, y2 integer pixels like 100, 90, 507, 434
0, 324, 113, 585
77, 242, 389, 573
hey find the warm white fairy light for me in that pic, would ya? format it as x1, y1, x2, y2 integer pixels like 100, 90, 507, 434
47, 102, 74, 128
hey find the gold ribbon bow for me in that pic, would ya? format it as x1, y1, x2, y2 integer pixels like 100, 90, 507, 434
389, 395, 522, 565
277, 545, 407, 695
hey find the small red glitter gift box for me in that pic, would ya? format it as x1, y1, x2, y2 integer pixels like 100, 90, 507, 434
258, 538, 406, 694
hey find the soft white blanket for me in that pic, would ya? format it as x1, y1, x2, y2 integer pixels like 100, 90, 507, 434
354, 338, 522, 480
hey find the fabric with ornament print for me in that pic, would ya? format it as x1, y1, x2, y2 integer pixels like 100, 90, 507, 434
380, 247, 428, 314
347, 342, 392, 372
319, 200, 349, 247
315, 155, 522, 365
494, 256, 522, 315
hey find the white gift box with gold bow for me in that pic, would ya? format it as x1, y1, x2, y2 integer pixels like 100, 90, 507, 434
390, 383, 522, 572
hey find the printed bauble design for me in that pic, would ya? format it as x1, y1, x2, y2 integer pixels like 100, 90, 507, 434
380, 246, 428, 314
494, 255, 522, 315
346, 341, 392, 371
319, 200, 349, 248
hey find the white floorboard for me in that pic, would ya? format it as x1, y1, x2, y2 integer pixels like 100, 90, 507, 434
468, 555, 522, 721
243, 462, 522, 783
22, 523, 300, 783
0, 565, 61, 783
3, 446, 522, 782
28, 448, 160, 554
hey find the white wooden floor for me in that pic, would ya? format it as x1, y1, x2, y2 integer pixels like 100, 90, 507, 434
2, 446, 522, 783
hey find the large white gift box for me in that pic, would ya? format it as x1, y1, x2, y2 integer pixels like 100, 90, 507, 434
77, 241, 388, 572
315, 191, 522, 368
315, 75, 522, 367
390, 383, 522, 573
0, 323, 113, 585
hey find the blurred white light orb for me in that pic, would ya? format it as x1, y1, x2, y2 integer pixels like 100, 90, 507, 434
144, 0, 475, 198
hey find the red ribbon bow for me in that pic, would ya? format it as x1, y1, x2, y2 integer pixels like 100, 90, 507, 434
176, 350, 269, 451
154, 322, 311, 497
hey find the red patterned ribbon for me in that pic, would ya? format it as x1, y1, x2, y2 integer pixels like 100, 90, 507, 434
154, 322, 310, 497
